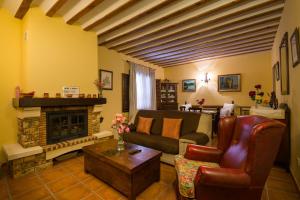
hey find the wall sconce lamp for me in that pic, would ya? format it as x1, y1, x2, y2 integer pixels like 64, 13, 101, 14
201, 72, 211, 83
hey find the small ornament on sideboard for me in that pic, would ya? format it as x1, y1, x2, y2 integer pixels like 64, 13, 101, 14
44, 93, 49, 98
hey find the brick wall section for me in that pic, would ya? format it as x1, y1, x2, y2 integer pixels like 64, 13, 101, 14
9, 152, 52, 178
92, 112, 101, 134
18, 117, 40, 148
88, 106, 93, 136
39, 111, 46, 146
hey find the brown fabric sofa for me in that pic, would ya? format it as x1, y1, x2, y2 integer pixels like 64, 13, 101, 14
124, 110, 209, 157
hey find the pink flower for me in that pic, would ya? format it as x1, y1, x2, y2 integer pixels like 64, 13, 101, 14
117, 127, 124, 134
125, 127, 130, 133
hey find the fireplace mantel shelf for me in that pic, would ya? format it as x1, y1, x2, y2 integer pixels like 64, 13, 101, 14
13, 97, 107, 108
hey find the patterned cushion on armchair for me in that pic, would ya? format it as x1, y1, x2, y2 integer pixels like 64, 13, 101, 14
174, 155, 220, 198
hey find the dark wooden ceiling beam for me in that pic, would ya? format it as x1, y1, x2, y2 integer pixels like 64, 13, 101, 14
14, 0, 33, 19
152, 43, 272, 66
142, 35, 275, 62
98, 0, 205, 45
117, 8, 282, 54
103, 0, 241, 48
146, 38, 274, 63
132, 18, 280, 58
128, 18, 280, 58
161, 47, 272, 67
136, 26, 278, 59
46, 0, 68, 17
84, 0, 136, 31
107, 0, 284, 51
66, 0, 105, 25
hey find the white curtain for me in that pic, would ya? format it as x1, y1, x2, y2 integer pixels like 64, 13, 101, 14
129, 62, 156, 120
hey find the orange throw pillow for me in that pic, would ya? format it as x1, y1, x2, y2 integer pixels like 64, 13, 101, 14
137, 117, 153, 134
162, 118, 182, 139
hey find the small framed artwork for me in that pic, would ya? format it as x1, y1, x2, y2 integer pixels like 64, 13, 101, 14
182, 79, 196, 92
290, 27, 300, 67
274, 61, 280, 81
99, 69, 113, 90
272, 64, 276, 92
218, 74, 241, 92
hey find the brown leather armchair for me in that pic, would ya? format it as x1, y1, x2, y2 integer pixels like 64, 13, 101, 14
175, 115, 285, 200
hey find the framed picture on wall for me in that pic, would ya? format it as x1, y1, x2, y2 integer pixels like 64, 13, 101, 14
182, 79, 196, 92
274, 61, 280, 81
272, 64, 277, 92
99, 69, 113, 90
280, 32, 290, 95
290, 27, 300, 67
218, 74, 241, 92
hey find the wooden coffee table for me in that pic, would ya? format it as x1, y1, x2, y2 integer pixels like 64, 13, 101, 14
82, 139, 162, 200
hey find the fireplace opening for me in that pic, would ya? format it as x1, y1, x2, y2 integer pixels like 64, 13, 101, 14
46, 109, 88, 144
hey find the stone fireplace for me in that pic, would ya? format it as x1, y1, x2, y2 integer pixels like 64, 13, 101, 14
4, 97, 112, 178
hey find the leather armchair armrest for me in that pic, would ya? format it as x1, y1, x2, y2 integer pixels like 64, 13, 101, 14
195, 167, 251, 189
184, 144, 223, 163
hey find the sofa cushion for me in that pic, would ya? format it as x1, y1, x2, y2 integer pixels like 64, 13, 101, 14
180, 133, 209, 145
137, 116, 153, 134
162, 118, 182, 139
134, 110, 201, 136
123, 132, 179, 154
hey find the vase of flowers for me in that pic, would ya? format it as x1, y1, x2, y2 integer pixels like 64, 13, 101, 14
249, 84, 265, 108
94, 79, 104, 98
112, 113, 130, 151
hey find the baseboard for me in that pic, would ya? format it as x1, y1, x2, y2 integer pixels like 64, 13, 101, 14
290, 167, 300, 192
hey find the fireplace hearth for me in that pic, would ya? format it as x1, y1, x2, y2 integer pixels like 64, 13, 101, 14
6, 97, 110, 178
46, 109, 88, 144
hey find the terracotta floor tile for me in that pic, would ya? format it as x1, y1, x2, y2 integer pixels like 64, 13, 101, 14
8, 175, 43, 196
13, 186, 51, 200
0, 186, 9, 199
137, 182, 168, 200
55, 183, 91, 200
3, 154, 300, 200
268, 188, 300, 200
57, 158, 81, 168
47, 174, 78, 193
95, 184, 126, 200
39, 167, 69, 183
67, 164, 85, 174
73, 170, 92, 181
156, 184, 177, 200
82, 193, 103, 200
83, 176, 108, 191
267, 177, 299, 193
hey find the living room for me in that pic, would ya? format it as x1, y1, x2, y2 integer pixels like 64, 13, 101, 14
0, 0, 300, 199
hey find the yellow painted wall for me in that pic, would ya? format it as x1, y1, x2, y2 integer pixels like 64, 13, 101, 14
21, 8, 98, 95
98, 46, 164, 130
271, 0, 300, 188
164, 51, 272, 107
0, 8, 22, 163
